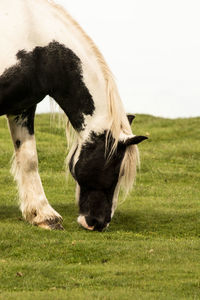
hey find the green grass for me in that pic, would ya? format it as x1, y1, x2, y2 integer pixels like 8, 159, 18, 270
0, 114, 200, 300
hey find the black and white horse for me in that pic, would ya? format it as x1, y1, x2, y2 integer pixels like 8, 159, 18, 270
0, 0, 147, 231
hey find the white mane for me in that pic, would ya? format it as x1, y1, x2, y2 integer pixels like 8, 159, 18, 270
48, 0, 140, 199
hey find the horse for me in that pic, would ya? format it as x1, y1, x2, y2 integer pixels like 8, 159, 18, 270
0, 0, 147, 231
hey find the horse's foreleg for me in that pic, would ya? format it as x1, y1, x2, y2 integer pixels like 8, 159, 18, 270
7, 107, 63, 230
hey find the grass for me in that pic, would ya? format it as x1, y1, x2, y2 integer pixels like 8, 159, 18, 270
0, 114, 200, 299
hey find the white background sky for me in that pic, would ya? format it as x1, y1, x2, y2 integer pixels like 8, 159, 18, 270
37, 0, 200, 118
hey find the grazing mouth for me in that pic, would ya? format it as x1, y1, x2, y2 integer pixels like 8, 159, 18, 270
77, 215, 109, 232
77, 215, 94, 231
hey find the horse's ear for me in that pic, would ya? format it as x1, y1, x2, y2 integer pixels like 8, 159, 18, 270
127, 114, 135, 125
125, 136, 148, 146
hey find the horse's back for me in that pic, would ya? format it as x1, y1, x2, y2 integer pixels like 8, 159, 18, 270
0, 1, 32, 74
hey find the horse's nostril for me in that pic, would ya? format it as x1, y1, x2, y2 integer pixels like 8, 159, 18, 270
85, 216, 97, 227
85, 216, 107, 232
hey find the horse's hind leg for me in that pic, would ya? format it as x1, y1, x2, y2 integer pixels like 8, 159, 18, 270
7, 106, 63, 230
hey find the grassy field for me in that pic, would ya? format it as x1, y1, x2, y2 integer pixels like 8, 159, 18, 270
0, 114, 199, 300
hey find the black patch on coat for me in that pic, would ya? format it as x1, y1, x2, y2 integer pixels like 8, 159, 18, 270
8, 105, 36, 136
0, 41, 95, 131
8, 105, 36, 145
14, 105, 36, 135
74, 131, 126, 231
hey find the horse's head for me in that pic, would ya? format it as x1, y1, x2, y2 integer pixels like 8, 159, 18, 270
69, 117, 147, 232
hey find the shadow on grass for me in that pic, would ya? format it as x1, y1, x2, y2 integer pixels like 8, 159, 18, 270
0, 203, 199, 237
111, 210, 200, 237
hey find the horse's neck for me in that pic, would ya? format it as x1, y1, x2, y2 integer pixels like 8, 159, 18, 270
39, 0, 111, 138
44, 1, 110, 136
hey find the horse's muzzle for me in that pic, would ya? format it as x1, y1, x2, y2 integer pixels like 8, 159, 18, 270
77, 215, 108, 232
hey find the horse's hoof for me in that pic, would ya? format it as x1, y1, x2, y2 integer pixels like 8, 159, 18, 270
37, 218, 64, 230
77, 215, 94, 231
49, 222, 64, 230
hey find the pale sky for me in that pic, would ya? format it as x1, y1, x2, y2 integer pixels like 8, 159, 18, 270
37, 0, 200, 118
